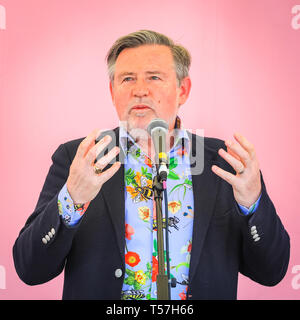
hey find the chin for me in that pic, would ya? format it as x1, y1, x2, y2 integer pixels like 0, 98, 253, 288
128, 115, 155, 131
122, 116, 153, 141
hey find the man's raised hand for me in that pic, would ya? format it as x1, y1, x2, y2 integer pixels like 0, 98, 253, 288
211, 133, 261, 208
66, 129, 121, 204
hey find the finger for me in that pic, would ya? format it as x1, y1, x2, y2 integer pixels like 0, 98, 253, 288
77, 129, 101, 158
99, 161, 121, 183
225, 139, 251, 166
233, 133, 256, 158
227, 147, 242, 162
211, 164, 238, 186
94, 146, 120, 170
218, 148, 245, 174
85, 134, 112, 164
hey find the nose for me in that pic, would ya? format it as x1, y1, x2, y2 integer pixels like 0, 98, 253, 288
132, 80, 149, 98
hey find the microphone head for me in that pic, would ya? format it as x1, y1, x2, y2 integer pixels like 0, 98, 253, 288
147, 118, 169, 170
147, 118, 168, 136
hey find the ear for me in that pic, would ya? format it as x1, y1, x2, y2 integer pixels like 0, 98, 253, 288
178, 77, 192, 106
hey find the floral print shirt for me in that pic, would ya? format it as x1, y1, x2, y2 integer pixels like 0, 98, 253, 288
57, 118, 261, 300
119, 124, 194, 300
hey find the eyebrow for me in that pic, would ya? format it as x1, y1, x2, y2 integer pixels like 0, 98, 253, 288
117, 71, 167, 80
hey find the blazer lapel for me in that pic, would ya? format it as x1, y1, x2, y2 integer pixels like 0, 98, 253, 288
188, 133, 221, 283
101, 164, 125, 265
97, 128, 126, 265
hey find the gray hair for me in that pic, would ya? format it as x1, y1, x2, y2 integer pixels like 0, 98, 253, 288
106, 30, 191, 87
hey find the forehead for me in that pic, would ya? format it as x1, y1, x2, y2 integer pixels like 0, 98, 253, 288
114, 45, 175, 74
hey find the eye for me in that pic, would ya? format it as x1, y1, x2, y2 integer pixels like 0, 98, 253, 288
150, 76, 160, 80
122, 77, 134, 82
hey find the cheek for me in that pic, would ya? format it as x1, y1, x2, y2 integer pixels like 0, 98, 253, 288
113, 91, 129, 117
159, 83, 179, 106
158, 93, 178, 114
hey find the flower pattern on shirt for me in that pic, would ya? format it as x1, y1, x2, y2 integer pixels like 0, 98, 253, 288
120, 124, 194, 300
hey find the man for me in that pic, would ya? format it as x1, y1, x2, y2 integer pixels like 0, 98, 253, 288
13, 30, 290, 300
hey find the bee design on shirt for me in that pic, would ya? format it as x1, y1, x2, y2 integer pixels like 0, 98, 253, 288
127, 174, 153, 203
121, 289, 145, 300
134, 176, 153, 201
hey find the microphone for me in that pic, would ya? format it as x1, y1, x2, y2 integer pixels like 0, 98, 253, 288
147, 118, 169, 181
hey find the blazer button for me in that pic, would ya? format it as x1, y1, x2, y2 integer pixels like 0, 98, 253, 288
251, 229, 257, 235
115, 269, 123, 278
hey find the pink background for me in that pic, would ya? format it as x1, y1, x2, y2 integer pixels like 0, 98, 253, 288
1, 0, 300, 299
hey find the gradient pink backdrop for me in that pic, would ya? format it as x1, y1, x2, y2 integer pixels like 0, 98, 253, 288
1, 0, 299, 299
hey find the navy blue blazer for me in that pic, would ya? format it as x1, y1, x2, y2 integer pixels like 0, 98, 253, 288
13, 128, 290, 299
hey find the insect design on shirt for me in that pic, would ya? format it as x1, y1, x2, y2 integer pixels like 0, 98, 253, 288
134, 175, 153, 202
168, 216, 180, 231
127, 174, 153, 203
121, 289, 146, 300
153, 216, 180, 232
176, 274, 189, 286
136, 184, 153, 199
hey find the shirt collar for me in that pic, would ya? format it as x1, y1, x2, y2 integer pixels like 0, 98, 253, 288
119, 116, 190, 157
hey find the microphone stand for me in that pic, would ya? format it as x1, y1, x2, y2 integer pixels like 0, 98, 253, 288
147, 119, 173, 299
153, 171, 170, 300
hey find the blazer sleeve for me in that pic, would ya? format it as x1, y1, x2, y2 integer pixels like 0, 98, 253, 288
13, 142, 81, 285
238, 173, 290, 286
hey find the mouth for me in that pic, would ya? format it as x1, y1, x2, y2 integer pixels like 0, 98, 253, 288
131, 105, 151, 111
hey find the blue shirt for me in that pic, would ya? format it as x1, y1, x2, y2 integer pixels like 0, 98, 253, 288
119, 125, 194, 300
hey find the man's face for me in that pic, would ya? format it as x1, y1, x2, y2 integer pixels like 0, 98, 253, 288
110, 45, 191, 133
